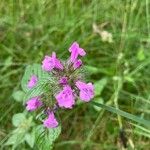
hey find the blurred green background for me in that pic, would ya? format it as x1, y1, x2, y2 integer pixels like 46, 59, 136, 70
0, 0, 150, 149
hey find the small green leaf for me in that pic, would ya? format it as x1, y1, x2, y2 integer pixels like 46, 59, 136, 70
137, 48, 145, 61
12, 90, 25, 102
94, 78, 107, 96
12, 113, 26, 127
25, 133, 35, 148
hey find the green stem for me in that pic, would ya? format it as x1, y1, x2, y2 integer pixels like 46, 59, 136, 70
146, 0, 150, 37
114, 77, 123, 129
81, 99, 113, 150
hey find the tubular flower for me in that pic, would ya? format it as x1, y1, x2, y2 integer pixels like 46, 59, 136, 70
26, 96, 42, 111
42, 52, 63, 71
69, 42, 86, 63
27, 75, 38, 89
73, 59, 82, 69
55, 86, 75, 109
76, 81, 94, 102
43, 112, 58, 128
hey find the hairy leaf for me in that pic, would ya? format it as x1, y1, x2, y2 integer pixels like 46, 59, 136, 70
34, 125, 61, 149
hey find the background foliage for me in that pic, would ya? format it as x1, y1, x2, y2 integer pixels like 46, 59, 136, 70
0, 0, 150, 149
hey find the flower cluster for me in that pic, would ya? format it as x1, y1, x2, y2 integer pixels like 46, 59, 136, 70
26, 42, 94, 128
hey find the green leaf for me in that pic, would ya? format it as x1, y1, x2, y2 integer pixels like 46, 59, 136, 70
21, 64, 54, 102
12, 113, 26, 127
91, 101, 150, 128
137, 48, 145, 61
5, 134, 18, 146
12, 90, 25, 102
21, 64, 50, 93
25, 133, 35, 148
20, 116, 33, 131
85, 65, 99, 74
124, 76, 134, 83
24, 83, 49, 102
48, 125, 61, 144
94, 78, 107, 96
93, 98, 104, 111
34, 125, 61, 149
1, 56, 12, 72
5, 132, 25, 147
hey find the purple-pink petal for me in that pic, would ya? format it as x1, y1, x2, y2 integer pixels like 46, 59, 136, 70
55, 86, 75, 109
42, 55, 55, 71
69, 42, 78, 52
59, 76, 68, 85
55, 58, 64, 70
27, 75, 38, 89
26, 96, 42, 111
73, 59, 82, 69
78, 48, 86, 56
42, 52, 63, 71
69, 42, 86, 63
76, 81, 94, 102
75, 81, 87, 89
43, 112, 58, 128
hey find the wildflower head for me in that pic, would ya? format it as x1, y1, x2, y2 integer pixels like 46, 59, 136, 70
26, 96, 42, 111
24, 42, 94, 128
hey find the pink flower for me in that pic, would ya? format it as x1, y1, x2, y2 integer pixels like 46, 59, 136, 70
55, 86, 75, 109
42, 52, 63, 71
76, 81, 94, 102
59, 76, 68, 85
43, 112, 58, 128
73, 59, 82, 69
69, 42, 86, 63
26, 96, 42, 111
27, 75, 38, 89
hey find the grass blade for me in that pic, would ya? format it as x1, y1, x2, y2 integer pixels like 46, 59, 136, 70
91, 101, 150, 128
